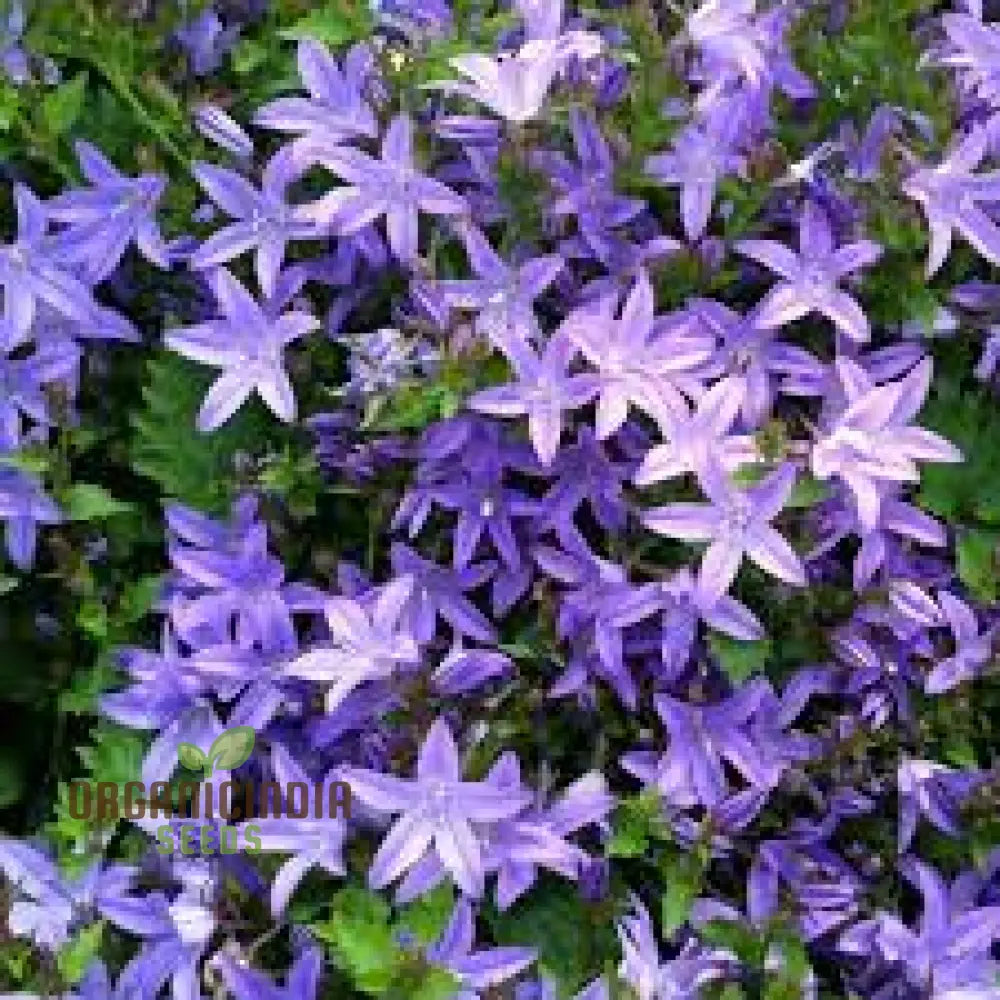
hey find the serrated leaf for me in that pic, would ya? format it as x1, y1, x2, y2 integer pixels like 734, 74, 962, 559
278, 0, 373, 47
607, 791, 670, 859
62, 483, 134, 521
206, 727, 255, 773
394, 884, 455, 947
315, 885, 400, 995
131, 353, 274, 513
41, 71, 88, 134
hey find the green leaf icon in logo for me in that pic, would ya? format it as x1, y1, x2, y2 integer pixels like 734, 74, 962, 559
177, 743, 208, 772
205, 727, 256, 776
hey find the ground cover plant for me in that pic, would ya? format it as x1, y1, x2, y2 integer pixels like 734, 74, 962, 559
2, 0, 1000, 996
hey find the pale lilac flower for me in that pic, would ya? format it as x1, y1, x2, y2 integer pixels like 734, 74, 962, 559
839, 861, 1000, 996
617, 897, 732, 1000
926, 590, 996, 693
902, 125, 1000, 277
810, 358, 962, 532
642, 461, 805, 598
344, 718, 532, 897
190, 150, 317, 298
623, 679, 779, 809
515, 0, 564, 40
634, 376, 758, 485
0, 185, 96, 336
255, 39, 378, 143
432, 223, 563, 360
285, 575, 420, 714
426, 35, 602, 124
249, 745, 347, 915
536, 107, 644, 239
469, 328, 599, 466
47, 141, 168, 282
165, 267, 318, 431
426, 898, 537, 998
0, 839, 133, 950
937, 7, 1000, 107
645, 108, 747, 241
897, 758, 984, 853
565, 269, 713, 438
736, 200, 882, 342
483, 757, 614, 909
390, 541, 497, 644
301, 114, 467, 263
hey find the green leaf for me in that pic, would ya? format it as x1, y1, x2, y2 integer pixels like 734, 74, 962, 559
177, 743, 207, 772
660, 850, 707, 934
708, 633, 773, 685
387, 966, 460, 1000
394, 884, 455, 947
279, 0, 373, 47
131, 353, 275, 513
0, 752, 24, 809
41, 71, 88, 134
57, 921, 105, 985
957, 530, 999, 604
0, 576, 18, 596
62, 483, 135, 521
206, 727, 256, 773
486, 881, 616, 994
314, 885, 400, 995
785, 474, 832, 509
607, 790, 670, 859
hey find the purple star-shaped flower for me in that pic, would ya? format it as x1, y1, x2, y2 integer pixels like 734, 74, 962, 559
634, 375, 758, 486
425, 898, 537, 998
165, 267, 318, 431
623, 679, 779, 809
566, 268, 713, 439
47, 141, 168, 283
736, 200, 882, 342
301, 114, 467, 263
0, 467, 61, 570
254, 38, 378, 144
642, 461, 805, 598
903, 125, 1000, 277
286, 575, 421, 714
344, 717, 532, 897
897, 758, 984, 854
469, 327, 599, 466
215, 944, 322, 1000
645, 106, 747, 241
432, 223, 563, 360
839, 860, 1000, 996
190, 149, 317, 299
810, 358, 962, 533
926, 589, 997, 693
390, 541, 497, 644
0, 184, 96, 336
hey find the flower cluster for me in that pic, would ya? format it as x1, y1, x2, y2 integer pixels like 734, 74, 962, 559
3, 0, 1000, 998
